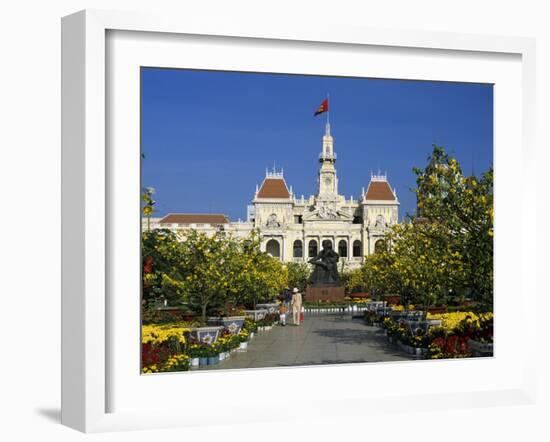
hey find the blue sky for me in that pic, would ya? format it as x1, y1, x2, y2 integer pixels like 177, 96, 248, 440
141, 68, 493, 221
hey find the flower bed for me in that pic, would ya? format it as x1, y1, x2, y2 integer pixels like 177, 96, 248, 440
368, 308, 493, 359
141, 317, 266, 373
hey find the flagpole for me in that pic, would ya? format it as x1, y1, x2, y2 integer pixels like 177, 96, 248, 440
327, 93, 330, 128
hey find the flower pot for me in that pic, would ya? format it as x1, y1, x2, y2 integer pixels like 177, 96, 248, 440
220, 316, 246, 334
189, 326, 224, 345
208, 355, 220, 365
190, 357, 200, 367
250, 332, 255, 339
199, 357, 208, 366
256, 303, 279, 314
239, 342, 248, 350
219, 352, 226, 361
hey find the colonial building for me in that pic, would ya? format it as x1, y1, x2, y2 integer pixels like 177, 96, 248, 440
145, 122, 399, 268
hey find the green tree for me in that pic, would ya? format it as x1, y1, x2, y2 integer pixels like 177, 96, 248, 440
141, 228, 187, 306
233, 233, 287, 309
340, 267, 367, 294
383, 221, 466, 314
141, 187, 156, 232
177, 230, 242, 324
362, 251, 396, 298
414, 145, 493, 307
285, 262, 310, 292
360, 145, 493, 312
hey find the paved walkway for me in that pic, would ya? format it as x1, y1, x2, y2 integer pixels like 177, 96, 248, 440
199, 314, 414, 370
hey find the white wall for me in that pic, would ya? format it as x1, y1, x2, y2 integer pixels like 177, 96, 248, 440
0, 1, 548, 441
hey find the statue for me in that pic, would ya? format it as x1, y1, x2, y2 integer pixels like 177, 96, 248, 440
266, 213, 280, 228
375, 214, 386, 228
308, 240, 341, 287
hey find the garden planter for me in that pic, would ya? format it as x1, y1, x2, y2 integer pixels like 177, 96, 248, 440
190, 357, 200, 367
256, 303, 279, 314
220, 316, 246, 334
239, 342, 248, 350
189, 326, 224, 345
250, 332, 255, 339
199, 357, 208, 366
208, 355, 220, 365
244, 309, 268, 321
207, 316, 246, 334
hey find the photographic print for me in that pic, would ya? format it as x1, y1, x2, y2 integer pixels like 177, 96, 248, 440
140, 68, 493, 373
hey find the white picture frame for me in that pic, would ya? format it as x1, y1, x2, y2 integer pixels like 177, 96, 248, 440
61, 9, 537, 433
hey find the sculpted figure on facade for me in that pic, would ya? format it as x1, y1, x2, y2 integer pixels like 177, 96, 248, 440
266, 213, 281, 228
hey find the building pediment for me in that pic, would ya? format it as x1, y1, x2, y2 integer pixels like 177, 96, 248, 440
303, 201, 353, 222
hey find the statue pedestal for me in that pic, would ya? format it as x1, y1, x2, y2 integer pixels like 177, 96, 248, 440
305, 286, 346, 302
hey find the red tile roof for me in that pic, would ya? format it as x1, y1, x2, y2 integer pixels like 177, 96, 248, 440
365, 181, 396, 201
159, 214, 229, 224
257, 178, 291, 199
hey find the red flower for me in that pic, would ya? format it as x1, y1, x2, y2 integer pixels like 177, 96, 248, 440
445, 335, 459, 356
143, 256, 154, 274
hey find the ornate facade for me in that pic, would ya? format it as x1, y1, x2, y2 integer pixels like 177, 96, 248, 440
146, 123, 399, 268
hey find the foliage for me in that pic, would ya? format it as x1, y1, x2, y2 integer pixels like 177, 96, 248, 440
233, 232, 287, 310
377, 309, 493, 359
285, 262, 310, 292
141, 187, 156, 231
362, 252, 396, 297
340, 267, 367, 294
142, 228, 287, 324
360, 145, 493, 310
142, 229, 188, 306
176, 229, 243, 324
414, 145, 493, 307
382, 220, 466, 313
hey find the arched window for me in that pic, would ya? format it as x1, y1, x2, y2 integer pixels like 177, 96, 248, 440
338, 240, 348, 258
266, 239, 280, 258
308, 239, 318, 257
374, 239, 387, 253
293, 240, 303, 258
353, 240, 362, 257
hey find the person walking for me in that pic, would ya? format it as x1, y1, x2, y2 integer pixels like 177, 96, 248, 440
279, 303, 288, 326
291, 287, 303, 326
284, 287, 293, 310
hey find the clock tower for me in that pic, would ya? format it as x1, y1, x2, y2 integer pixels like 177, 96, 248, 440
317, 122, 338, 196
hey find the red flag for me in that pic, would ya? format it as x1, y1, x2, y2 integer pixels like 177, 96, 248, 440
314, 98, 329, 116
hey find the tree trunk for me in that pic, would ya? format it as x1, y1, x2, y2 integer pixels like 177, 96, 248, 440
201, 303, 208, 326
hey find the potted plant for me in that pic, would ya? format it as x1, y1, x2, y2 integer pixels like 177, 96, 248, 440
198, 344, 209, 366
237, 330, 249, 350
187, 343, 201, 368
207, 342, 220, 365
